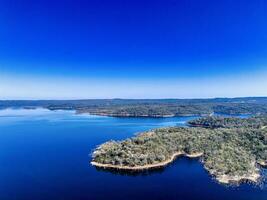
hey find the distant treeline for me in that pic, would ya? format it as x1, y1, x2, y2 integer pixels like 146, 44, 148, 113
188, 115, 267, 129
1, 97, 267, 117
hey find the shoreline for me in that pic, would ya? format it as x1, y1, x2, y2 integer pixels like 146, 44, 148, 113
258, 160, 267, 167
206, 165, 261, 184
215, 172, 260, 184
1, 107, 256, 118
76, 111, 207, 118
91, 151, 203, 171
92, 151, 263, 184
81, 112, 176, 118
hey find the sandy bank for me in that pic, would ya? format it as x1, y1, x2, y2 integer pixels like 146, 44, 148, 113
91, 151, 203, 171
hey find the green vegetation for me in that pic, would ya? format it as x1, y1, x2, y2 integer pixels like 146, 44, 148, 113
92, 116, 267, 184
188, 115, 267, 129
1, 97, 267, 117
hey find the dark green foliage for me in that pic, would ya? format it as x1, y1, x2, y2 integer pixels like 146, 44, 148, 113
188, 116, 267, 129
1, 97, 267, 117
92, 116, 267, 179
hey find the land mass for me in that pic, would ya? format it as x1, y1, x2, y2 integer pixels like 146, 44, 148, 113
91, 115, 267, 184
1, 97, 267, 117
1, 98, 266, 184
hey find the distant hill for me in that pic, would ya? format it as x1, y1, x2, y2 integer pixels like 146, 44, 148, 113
1, 97, 267, 117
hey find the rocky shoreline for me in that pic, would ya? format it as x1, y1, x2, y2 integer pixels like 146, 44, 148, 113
206, 164, 261, 184
91, 151, 263, 185
258, 160, 267, 167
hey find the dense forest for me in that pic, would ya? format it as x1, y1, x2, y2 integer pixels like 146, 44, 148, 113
1, 97, 267, 117
188, 115, 267, 129
92, 115, 267, 184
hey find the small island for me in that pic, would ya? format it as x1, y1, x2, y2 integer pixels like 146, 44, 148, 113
91, 116, 267, 184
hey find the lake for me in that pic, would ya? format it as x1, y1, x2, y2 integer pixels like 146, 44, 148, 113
0, 108, 266, 200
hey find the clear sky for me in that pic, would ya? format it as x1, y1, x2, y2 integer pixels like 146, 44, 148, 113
0, 0, 267, 99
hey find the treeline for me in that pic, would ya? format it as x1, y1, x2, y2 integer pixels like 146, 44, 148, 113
1, 98, 267, 117
76, 103, 267, 117
188, 116, 267, 129
76, 104, 212, 117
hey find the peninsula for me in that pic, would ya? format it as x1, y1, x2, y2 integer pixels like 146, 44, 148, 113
91, 116, 267, 184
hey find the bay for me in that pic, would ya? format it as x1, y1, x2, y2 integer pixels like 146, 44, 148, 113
0, 108, 266, 200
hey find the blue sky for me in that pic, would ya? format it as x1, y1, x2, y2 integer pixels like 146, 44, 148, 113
0, 0, 267, 99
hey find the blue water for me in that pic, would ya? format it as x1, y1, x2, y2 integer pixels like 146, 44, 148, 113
0, 108, 266, 200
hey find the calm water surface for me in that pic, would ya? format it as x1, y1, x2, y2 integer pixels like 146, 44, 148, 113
0, 108, 266, 200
